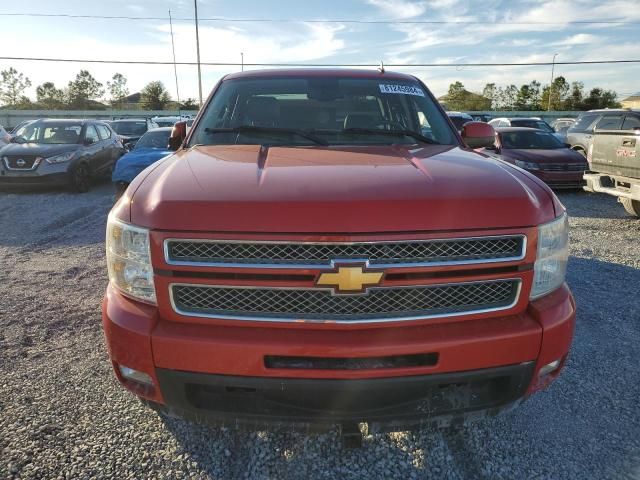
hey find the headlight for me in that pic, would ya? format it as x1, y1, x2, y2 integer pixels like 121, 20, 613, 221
45, 151, 76, 164
106, 215, 156, 304
514, 159, 540, 171
531, 213, 569, 299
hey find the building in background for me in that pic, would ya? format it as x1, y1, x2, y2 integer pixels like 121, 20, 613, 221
621, 93, 640, 109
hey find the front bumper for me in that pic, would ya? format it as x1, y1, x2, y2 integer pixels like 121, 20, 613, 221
102, 284, 575, 428
152, 363, 534, 431
529, 170, 586, 189
0, 171, 69, 187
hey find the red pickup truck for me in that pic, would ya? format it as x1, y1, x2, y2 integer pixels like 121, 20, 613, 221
103, 69, 575, 439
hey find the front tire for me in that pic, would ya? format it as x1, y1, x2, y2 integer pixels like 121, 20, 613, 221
621, 197, 640, 217
70, 163, 91, 193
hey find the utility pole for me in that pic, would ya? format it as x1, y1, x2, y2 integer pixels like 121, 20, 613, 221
241, 52, 244, 72
548, 53, 558, 111
169, 10, 181, 116
194, 0, 203, 108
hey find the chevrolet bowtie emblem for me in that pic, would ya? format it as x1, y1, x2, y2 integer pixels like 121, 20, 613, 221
317, 265, 383, 294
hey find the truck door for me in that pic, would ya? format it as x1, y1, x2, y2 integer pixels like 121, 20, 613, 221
615, 115, 640, 178
589, 114, 624, 175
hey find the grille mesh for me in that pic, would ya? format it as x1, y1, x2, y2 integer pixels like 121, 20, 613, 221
4, 155, 38, 170
167, 236, 524, 267
540, 163, 586, 172
171, 280, 519, 322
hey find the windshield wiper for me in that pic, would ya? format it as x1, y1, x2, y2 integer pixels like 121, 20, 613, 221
204, 126, 328, 146
340, 127, 439, 145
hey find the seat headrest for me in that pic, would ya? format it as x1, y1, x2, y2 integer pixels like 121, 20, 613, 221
246, 97, 280, 127
343, 113, 382, 130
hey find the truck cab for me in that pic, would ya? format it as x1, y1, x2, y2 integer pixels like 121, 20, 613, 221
584, 110, 640, 216
102, 69, 575, 436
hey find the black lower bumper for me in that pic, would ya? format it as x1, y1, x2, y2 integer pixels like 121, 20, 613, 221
0, 172, 69, 187
154, 362, 535, 431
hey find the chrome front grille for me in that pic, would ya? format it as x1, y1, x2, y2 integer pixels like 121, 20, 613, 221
3, 155, 39, 170
540, 163, 586, 172
165, 236, 526, 268
170, 279, 521, 323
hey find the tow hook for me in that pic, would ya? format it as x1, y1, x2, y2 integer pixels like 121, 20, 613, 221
340, 422, 367, 449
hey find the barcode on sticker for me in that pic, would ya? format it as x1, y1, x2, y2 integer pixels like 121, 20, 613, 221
379, 84, 425, 96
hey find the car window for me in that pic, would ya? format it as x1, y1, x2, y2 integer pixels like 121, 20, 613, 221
85, 125, 100, 144
570, 113, 600, 132
96, 124, 112, 140
134, 130, 171, 149
596, 115, 624, 130
111, 121, 148, 136
190, 76, 457, 147
500, 130, 565, 149
510, 119, 553, 132
621, 115, 640, 130
15, 122, 82, 144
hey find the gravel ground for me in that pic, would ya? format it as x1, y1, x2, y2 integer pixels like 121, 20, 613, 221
1, 183, 639, 480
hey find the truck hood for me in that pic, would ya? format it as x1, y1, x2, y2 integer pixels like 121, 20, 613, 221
128, 144, 555, 233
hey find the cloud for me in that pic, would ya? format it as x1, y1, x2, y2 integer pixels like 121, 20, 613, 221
553, 34, 599, 46
1, 21, 346, 100
365, 0, 428, 19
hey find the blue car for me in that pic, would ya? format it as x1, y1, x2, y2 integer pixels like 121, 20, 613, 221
112, 127, 172, 196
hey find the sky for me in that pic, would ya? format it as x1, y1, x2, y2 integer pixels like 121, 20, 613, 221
1, 0, 639, 103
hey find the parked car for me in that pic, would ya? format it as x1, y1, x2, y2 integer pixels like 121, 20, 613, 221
446, 111, 474, 132
103, 69, 575, 441
0, 119, 124, 192
110, 118, 158, 150
112, 127, 172, 197
584, 109, 640, 216
567, 109, 631, 158
151, 116, 181, 128
550, 118, 575, 133
487, 127, 588, 189
471, 113, 492, 123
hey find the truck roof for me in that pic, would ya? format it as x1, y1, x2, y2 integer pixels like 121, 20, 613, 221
224, 68, 417, 81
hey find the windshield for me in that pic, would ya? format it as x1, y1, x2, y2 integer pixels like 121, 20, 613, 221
500, 130, 565, 149
134, 130, 171, 150
14, 122, 82, 144
111, 121, 147, 136
510, 119, 553, 132
189, 77, 457, 147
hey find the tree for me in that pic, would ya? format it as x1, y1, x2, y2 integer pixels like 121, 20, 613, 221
527, 81, 542, 110
36, 82, 65, 109
107, 73, 129, 108
582, 88, 620, 110
502, 85, 519, 110
140, 81, 171, 110
482, 83, 497, 110
0, 68, 32, 106
564, 82, 584, 110
543, 76, 570, 110
442, 82, 490, 111
67, 70, 105, 109
182, 98, 198, 110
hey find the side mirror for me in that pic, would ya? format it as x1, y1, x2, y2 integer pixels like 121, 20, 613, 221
461, 121, 495, 149
168, 121, 187, 151
84, 138, 96, 146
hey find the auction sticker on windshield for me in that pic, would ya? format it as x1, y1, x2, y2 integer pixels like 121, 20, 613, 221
379, 84, 425, 96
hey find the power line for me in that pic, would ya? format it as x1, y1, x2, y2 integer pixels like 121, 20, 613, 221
1, 56, 640, 67
0, 12, 638, 25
